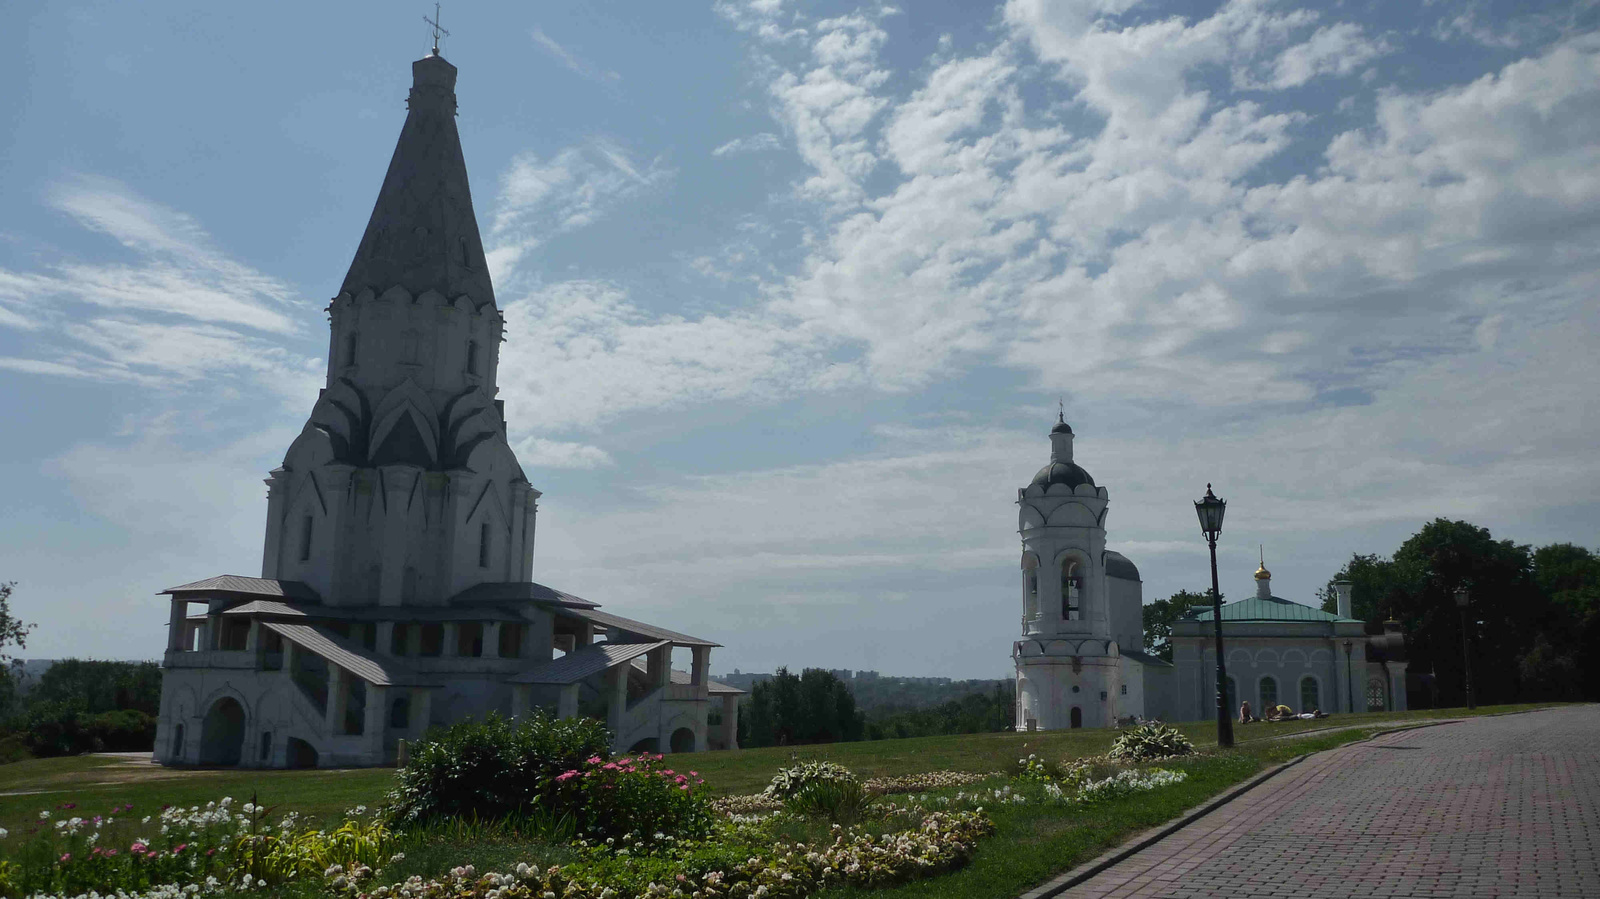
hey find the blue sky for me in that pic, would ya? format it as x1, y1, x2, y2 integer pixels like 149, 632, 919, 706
2, 0, 1597, 678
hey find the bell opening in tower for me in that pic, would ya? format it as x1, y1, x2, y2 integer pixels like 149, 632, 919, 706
1062, 560, 1082, 621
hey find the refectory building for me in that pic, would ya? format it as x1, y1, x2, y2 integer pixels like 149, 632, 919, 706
155, 50, 741, 769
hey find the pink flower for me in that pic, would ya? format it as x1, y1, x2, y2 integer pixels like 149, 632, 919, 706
59, 853, 71, 863
689, 771, 699, 777
679, 784, 690, 791
174, 843, 188, 853
586, 756, 602, 765
131, 842, 148, 853
555, 771, 579, 783
206, 848, 216, 857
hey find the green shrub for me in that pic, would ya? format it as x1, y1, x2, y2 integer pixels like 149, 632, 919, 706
762, 760, 857, 800
383, 712, 611, 827
1107, 722, 1195, 761
785, 776, 878, 824
552, 753, 712, 844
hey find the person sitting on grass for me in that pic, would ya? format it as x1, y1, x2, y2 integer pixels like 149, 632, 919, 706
1239, 700, 1257, 724
1269, 704, 1294, 721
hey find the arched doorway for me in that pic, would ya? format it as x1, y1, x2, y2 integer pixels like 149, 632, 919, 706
670, 727, 696, 754
1070, 706, 1083, 728
170, 723, 185, 762
286, 737, 318, 769
199, 697, 245, 766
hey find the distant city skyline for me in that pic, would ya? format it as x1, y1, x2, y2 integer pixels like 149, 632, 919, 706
2, 1, 1596, 679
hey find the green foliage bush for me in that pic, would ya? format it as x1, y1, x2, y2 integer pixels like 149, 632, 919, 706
762, 760, 857, 800
743, 667, 865, 747
383, 712, 611, 827
1108, 722, 1195, 761
552, 753, 713, 844
785, 776, 879, 824
8, 705, 157, 757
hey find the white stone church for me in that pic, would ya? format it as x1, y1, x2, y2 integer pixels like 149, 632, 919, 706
1010, 418, 1408, 730
155, 51, 742, 768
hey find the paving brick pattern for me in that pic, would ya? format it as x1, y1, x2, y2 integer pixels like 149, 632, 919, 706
1061, 706, 1600, 898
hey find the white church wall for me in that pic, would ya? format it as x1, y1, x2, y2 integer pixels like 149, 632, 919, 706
1107, 575, 1143, 655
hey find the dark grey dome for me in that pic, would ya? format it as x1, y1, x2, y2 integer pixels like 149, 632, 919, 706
1104, 551, 1140, 581
1031, 461, 1095, 489
1051, 419, 1073, 435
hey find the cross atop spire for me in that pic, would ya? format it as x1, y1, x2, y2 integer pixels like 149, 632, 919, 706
1058, 397, 1064, 424
424, 3, 450, 57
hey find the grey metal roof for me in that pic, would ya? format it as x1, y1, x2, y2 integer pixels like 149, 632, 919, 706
1031, 461, 1095, 489
506, 641, 668, 685
1104, 550, 1140, 581
220, 599, 523, 623
259, 621, 436, 687
163, 576, 320, 601
340, 54, 496, 308
566, 608, 720, 647
449, 581, 600, 609
628, 659, 749, 694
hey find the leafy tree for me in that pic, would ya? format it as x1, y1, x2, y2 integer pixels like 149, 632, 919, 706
1531, 544, 1600, 619
1142, 590, 1213, 661
742, 668, 865, 747
28, 660, 163, 716
1318, 554, 1410, 622
0, 583, 34, 717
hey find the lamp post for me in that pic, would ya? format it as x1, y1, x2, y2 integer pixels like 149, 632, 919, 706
1342, 640, 1354, 713
1455, 586, 1475, 710
1194, 484, 1233, 749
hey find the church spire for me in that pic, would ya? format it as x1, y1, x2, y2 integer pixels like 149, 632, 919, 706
340, 52, 496, 308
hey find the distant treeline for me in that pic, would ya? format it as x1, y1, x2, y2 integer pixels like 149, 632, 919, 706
738, 668, 1014, 747
0, 660, 162, 762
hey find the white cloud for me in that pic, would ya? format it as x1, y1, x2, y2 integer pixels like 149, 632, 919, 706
515, 437, 615, 470
531, 27, 622, 84
486, 141, 673, 282
0, 177, 320, 397
712, 132, 784, 156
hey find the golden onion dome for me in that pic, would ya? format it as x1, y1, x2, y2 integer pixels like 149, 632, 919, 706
1254, 563, 1272, 580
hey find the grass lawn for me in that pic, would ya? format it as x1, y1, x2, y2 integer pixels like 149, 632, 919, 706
0, 703, 1566, 896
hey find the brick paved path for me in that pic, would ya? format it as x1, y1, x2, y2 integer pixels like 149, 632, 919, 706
1059, 706, 1600, 898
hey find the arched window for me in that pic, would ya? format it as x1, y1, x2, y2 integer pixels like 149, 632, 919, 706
1366, 678, 1386, 711
1260, 676, 1278, 710
299, 515, 314, 561
478, 522, 490, 568
466, 340, 479, 375
171, 723, 185, 761
1301, 676, 1322, 712
345, 332, 358, 367
259, 731, 273, 762
389, 696, 410, 729
1224, 675, 1239, 713
1061, 560, 1081, 621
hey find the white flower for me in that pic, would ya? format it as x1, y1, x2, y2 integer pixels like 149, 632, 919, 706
38, 810, 49, 820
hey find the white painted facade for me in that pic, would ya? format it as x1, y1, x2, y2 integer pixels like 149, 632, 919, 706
1012, 418, 1174, 731
1170, 571, 1409, 721
154, 51, 741, 769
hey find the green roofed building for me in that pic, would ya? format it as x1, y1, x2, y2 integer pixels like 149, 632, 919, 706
1170, 560, 1408, 722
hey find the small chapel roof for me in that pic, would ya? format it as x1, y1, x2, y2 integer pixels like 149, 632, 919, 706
1104, 551, 1140, 581
1187, 595, 1362, 624
339, 53, 497, 308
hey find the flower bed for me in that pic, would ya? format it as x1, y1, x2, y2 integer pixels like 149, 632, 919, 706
358, 810, 995, 899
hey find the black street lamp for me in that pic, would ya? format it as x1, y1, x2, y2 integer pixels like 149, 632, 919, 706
1194, 484, 1233, 749
1342, 639, 1354, 713
1455, 586, 1475, 710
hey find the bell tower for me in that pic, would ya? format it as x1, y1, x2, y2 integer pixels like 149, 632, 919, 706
1013, 414, 1121, 730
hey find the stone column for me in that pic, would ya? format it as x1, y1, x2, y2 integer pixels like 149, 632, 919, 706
411, 688, 433, 739
205, 610, 224, 651
377, 621, 395, 655
378, 466, 419, 606
521, 490, 540, 581
650, 646, 672, 690
606, 666, 627, 743
484, 622, 501, 659
557, 683, 579, 719
691, 647, 710, 689
721, 695, 739, 750
509, 486, 527, 582
261, 468, 289, 579
365, 685, 387, 763
405, 623, 421, 656
317, 464, 355, 601
442, 622, 459, 657
245, 620, 262, 651
327, 666, 347, 736
168, 599, 188, 651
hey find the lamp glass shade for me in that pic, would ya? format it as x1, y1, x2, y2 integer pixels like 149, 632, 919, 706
1194, 492, 1226, 537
